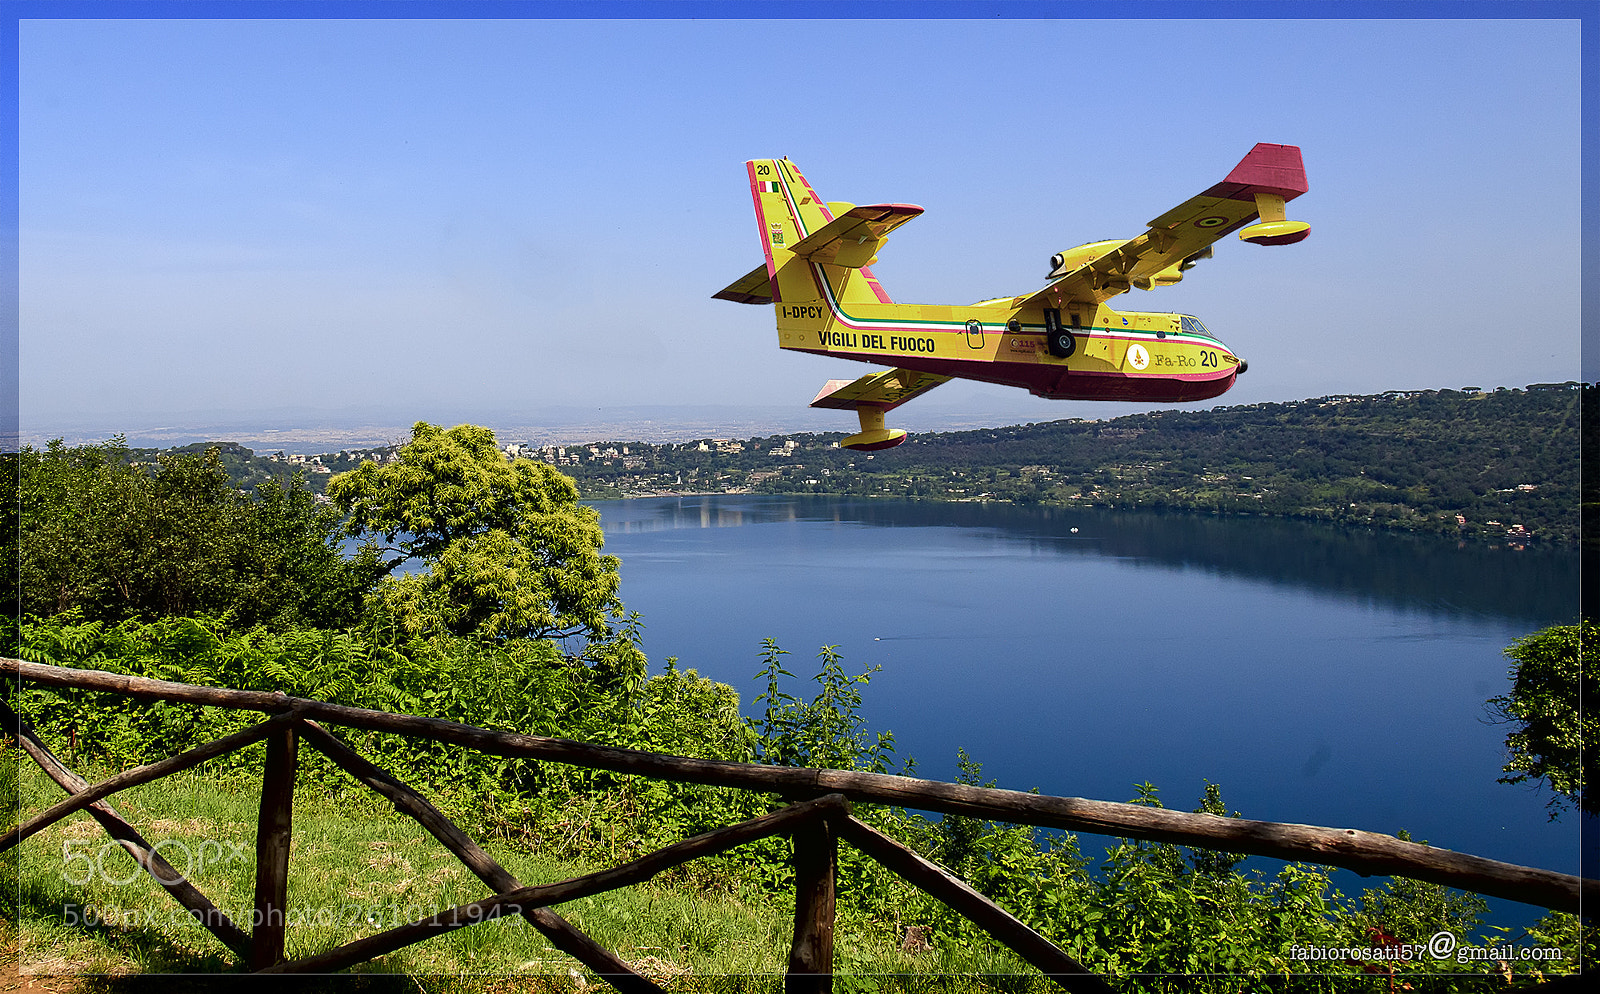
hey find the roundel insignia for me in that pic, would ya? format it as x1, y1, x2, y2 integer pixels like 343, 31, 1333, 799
1127, 344, 1150, 371
1195, 216, 1228, 229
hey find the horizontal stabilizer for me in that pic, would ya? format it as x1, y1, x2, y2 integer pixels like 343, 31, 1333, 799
789, 203, 924, 268
810, 367, 951, 411
713, 263, 775, 305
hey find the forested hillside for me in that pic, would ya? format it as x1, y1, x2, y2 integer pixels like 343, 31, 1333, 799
108, 384, 1581, 545
566, 385, 1581, 545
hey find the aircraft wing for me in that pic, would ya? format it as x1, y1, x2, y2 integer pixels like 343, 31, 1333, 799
1016, 143, 1308, 310
810, 367, 951, 411
713, 263, 776, 305
789, 203, 924, 268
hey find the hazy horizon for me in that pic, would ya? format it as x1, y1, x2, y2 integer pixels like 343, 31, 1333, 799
19, 376, 1571, 453
17, 400, 1123, 451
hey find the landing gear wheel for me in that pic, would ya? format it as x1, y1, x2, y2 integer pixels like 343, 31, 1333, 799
1048, 330, 1076, 358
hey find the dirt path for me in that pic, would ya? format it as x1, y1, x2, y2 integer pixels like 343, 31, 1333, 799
0, 958, 85, 994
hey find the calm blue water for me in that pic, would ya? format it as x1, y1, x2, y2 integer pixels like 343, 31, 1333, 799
589, 495, 1583, 921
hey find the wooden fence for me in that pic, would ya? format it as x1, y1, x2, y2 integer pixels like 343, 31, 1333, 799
3, 657, 1593, 990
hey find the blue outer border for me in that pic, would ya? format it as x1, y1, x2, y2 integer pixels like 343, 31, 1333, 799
0, 1, 1593, 20
0, 0, 1594, 953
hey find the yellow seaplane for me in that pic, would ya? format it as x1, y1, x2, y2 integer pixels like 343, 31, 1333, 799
715, 143, 1309, 450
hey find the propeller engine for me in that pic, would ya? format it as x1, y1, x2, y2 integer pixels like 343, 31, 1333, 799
1047, 239, 1122, 280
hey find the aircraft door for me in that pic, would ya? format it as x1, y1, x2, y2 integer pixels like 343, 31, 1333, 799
964, 319, 985, 349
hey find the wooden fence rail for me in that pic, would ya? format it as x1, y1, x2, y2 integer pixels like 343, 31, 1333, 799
294, 719, 659, 990
3, 656, 1591, 990
5, 700, 255, 961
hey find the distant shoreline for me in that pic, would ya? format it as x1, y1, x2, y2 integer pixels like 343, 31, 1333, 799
19, 408, 1052, 453
24, 384, 1583, 547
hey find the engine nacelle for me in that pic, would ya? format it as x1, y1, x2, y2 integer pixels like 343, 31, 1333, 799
1133, 267, 1183, 291
1048, 239, 1122, 279
1133, 245, 1212, 290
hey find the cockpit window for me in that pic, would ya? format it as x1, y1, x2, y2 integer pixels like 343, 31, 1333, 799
1180, 315, 1216, 340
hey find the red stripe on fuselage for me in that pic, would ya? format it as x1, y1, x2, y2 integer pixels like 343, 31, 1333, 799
748, 162, 784, 303
858, 266, 895, 303
787, 346, 1237, 403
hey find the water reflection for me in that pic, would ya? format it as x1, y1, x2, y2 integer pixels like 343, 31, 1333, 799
596, 495, 802, 533
592, 496, 1576, 627
591, 492, 1582, 922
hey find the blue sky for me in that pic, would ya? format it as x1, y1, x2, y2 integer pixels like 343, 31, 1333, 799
8, 4, 1589, 438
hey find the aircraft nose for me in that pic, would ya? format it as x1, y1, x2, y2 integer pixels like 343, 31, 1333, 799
1236, 358, 1248, 375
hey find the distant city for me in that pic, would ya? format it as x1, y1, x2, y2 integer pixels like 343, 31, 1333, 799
18, 403, 1066, 454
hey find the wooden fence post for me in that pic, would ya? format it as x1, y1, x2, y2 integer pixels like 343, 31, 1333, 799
786, 813, 836, 994
251, 726, 298, 970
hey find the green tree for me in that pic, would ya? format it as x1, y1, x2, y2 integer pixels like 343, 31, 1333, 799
1, 450, 19, 627
748, 641, 895, 772
1487, 621, 1595, 816
17, 438, 373, 629
327, 422, 624, 643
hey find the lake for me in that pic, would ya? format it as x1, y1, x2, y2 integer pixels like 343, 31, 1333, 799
589, 494, 1584, 921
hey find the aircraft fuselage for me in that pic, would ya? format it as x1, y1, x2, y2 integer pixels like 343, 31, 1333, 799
776, 296, 1240, 404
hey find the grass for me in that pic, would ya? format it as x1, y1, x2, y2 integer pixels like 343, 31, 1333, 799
2, 744, 1041, 986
